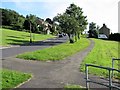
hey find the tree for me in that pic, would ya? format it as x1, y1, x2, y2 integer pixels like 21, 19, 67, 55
23, 19, 30, 30
54, 13, 79, 43
14, 15, 25, 30
1, 8, 25, 30
88, 22, 98, 38
53, 3, 88, 43
23, 14, 38, 43
45, 18, 53, 24
65, 4, 88, 40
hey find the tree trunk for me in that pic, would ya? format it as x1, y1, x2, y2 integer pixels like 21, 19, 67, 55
67, 33, 74, 43
68, 33, 71, 40
75, 32, 77, 42
78, 32, 80, 39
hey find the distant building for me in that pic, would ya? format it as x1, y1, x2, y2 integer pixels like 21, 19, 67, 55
98, 24, 110, 39
36, 18, 51, 34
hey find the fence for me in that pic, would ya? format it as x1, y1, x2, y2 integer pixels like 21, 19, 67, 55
85, 59, 120, 90
112, 58, 120, 78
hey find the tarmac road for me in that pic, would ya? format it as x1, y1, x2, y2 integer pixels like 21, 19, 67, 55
2, 37, 117, 89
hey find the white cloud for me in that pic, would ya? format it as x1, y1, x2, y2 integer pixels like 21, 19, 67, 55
43, 0, 119, 33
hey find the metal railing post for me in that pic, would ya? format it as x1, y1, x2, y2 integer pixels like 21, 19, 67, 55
109, 69, 112, 90
112, 58, 114, 78
84, 63, 120, 89
85, 64, 89, 90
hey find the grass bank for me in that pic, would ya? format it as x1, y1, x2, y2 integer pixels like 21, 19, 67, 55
80, 38, 119, 79
17, 38, 90, 61
64, 84, 85, 90
1, 69, 31, 90
0, 28, 54, 46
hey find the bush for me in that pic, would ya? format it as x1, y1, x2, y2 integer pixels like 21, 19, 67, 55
13, 24, 23, 31
2, 25, 13, 30
109, 33, 120, 41
2, 25, 23, 31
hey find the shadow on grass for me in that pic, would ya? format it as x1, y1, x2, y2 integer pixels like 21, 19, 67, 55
22, 34, 30, 37
7, 35, 24, 39
6, 39, 30, 45
6, 36, 68, 46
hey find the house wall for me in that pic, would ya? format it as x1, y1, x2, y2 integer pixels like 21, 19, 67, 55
37, 19, 51, 34
99, 24, 110, 38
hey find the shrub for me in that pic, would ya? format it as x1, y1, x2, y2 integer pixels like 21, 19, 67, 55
109, 33, 120, 41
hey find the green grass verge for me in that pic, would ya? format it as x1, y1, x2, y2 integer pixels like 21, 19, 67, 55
80, 38, 119, 79
0, 28, 54, 46
17, 38, 90, 61
1, 69, 32, 90
64, 84, 86, 90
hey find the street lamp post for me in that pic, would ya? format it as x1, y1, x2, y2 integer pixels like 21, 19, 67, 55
29, 21, 32, 43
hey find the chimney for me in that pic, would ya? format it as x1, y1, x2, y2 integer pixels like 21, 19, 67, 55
103, 23, 106, 28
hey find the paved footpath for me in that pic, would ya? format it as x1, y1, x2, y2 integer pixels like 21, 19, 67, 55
2, 37, 117, 89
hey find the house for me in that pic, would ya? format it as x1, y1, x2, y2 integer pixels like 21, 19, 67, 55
98, 24, 110, 39
36, 18, 51, 34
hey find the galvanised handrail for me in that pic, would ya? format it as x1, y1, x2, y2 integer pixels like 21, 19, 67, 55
112, 58, 120, 78
85, 64, 120, 90
86, 64, 120, 72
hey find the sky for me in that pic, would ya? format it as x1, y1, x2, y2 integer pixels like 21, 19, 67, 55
1, 0, 119, 33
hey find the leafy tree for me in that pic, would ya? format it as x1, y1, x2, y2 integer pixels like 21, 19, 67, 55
23, 20, 30, 30
1, 8, 25, 30
65, 4, 88, 40
88, 22, 98, 38
54, 13, 79, 43
2, 8, 11, 25
52, 22, 61, 35
53, 3, 88, 43
23, 14, 38, 42
45, 18, 53, 24
14, 15, 25, 30
23, 14, 39, 32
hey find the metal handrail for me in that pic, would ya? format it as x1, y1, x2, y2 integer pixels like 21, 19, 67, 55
86, 64, 120, 72
112, 58, 120, 78
85, 63, 120, 90
112, 58, 120, 60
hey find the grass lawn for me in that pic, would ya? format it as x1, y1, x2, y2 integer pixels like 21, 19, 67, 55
17, 38, 90, 61
1, 69, 31, 90
0, 28, 54, 46
80, 38, 119, 79
64, 84, 86, 90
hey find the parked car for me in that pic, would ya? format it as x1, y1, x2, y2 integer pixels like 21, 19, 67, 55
98, 34, 108, 39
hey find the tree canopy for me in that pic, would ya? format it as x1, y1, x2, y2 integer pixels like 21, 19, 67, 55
53, 3, 88, 43
88, 22, 99, 38
23, 14, 39, 33
1, 8, 25, 30
1, 8, 45, 34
